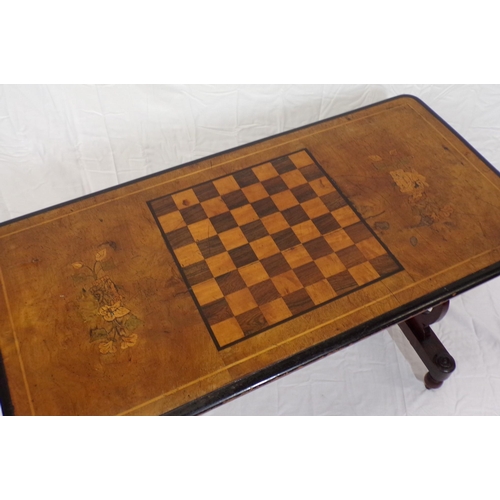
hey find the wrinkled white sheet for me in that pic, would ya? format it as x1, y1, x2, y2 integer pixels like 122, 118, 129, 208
1, 84, 499, 415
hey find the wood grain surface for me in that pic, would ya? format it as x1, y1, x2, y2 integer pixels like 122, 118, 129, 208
1, 95, 500, 415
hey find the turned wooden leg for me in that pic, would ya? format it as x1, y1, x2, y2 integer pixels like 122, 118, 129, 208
398, 301, 456, 389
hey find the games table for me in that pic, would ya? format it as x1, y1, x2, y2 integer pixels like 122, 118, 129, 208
1, 95, 499, 415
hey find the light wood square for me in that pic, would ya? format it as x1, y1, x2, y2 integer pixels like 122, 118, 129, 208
324, 229, 355, 251
271, 190, 299, 211
260, 298, 292, 324
206, 252, 236, 277
226, 288, 258, 316
261, 212, 290, 234
315, 253, 346, 277
356, 237, 387, 260
306, 279, 337, 305
211, 317, 245, 346
310, 177, 336, 196
332, 206, 360, 227
271, 270, 303, 296
289, 151, 313, 168
239, 261, 270, 287
301, 198, 330, 218
174, 243, 204, 268
281, 169, 307, 189
201, 197, 229, 217
292, 220, 322, 243
348, 261, 380, 286
192, 278, 223, 306
213, 176, 239, 195
252, 162, 278, 181
242, 183, 268, 202
172, 189, 199, 209
282, 245, 313, 268
250, 236, 280, 260
158, 210, 186, 234
218, 227, 248, 251
188, 219, 217, 242
231, 204, 259, 225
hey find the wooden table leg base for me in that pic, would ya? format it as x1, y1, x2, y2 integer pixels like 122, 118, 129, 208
398, 301, 456, 390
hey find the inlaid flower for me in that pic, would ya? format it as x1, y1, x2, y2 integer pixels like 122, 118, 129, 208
99, 302, 131, 322
99, 340, 117, 354
120, 333, 138, 350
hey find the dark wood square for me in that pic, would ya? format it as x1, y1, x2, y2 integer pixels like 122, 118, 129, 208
180, 204, 207, 225
233, 169, 260, 188
222, 190, 249, 210
294, 261, 324, 287
240, 220, 268, 242
210, 212, 238, 233
183, 260, 213, 286
336, 245, 366, 268
262, 177, 288, 196
328, 271, 358, 295
370, 254, 400, 275
260, 253, 292, 278
283, 288, 315, 315
321, 192, 347, 211
150, 196, 177, 217
252, 198, 279, 218
198, 236, 226, 259
282, 205, 309, 226
216, 270, 247, 295
312, 213, 341, 234
193, 182, 219, 202
202, 297, 233, 326
272, 228, 301, 251
344, 221, 373, 243
291, 184, 317, 203
300, 164, 323, 181
303, 237, 334, 259
165, 226, 195, 249
249, 280, 281, 305
236, 307, 268, 336
272, 156, 296, 174
228, 244, 258, 267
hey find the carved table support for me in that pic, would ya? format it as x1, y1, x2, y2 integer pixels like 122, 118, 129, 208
398, 301, 456, 389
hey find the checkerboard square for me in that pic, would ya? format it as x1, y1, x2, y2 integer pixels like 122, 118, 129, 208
324, 229, 355, 251
349, 261, 380, 286
344, 221, 373, 243
250, 236, 280, 260
253, 162, 278, 181
283, 288, 315, 315
272, 228, 301, 251
210, 212, 238, 233
262, 177, 288, 196
158, 210, 186, 234
291, 184, 317, 203
271, 270, 303, 296
260, 298, 292, 324
231, 204, 259, 226
315, 253, 346, 277
281, 169, 307, 189
216, 270, 247, 295
310, 177, 335, 196
301, 198, 329, 218
180, 204, 208, 225
211, 317, 245, 346
249, 279, 281, 305
150, 196, 177, 217
222, 190, 249, 210
172, 189, 199, 209
294, 261, 324, 287
272, 156, 296, 174
282, 205, 309, 226
188, 219, 217, 242
205, 252, 237, 277
300, 164, 323, 181
336, 245, 367, 268
236, 307, 268, 336
306, 280, 337, 305
201, 197, 229, 218
252, 198, 279, 218
291, 220, 322, 243
271, 190, 300, 211
202, 297, 233, 326
240, 220, 268, 242
183, 260, 213, 286
261, 253, 292, 278
332, 206, 361, 228
312, 213, 341, 235
282, 245, 313, 269
328, 270, 358, 295
356, 237, 387, 260
370, 254, 400, 275
233, 169, 259, 188
261, 212, 290, 234
239, 261, 270, 287
321, 192, 347, 211
198, 235, 226, 259
213, 176, 240, 195
303, 237, 334, 260
193, 182, 219, 202
166, 226, 195, 249
174, 243, 204, 268
218, 227, 248, 251
242, 183, 268, 202
192, 278, 224, 306
229, 244, 258, 267
289, 151, 313, 168
226, 288, 258, 316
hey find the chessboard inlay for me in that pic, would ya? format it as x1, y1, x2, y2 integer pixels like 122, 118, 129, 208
148, 150, 402, 349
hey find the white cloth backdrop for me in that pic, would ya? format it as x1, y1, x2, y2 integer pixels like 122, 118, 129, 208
1, 84, 499, 415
